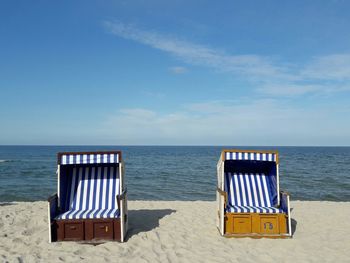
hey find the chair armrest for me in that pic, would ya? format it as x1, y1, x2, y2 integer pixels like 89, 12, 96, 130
116, 188, 127, 211
217, 187, 228, 206
47, 193, 58, 220
280, 190, 290, 196
280, 190, 290, 214
120, 188, 127, 199
47, 193, 58, 203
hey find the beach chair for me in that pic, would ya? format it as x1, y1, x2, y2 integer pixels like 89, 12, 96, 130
47, 151, 128, 242
216, 150, 291, 238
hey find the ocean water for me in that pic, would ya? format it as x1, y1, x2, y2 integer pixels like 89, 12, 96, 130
0, 146, 349, 202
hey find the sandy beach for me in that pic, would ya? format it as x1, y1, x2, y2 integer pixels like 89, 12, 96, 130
0, 201, 349, 262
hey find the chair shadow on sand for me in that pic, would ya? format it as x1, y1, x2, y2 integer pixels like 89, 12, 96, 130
0, 202, 15, 207
126, 209, 176, 239
289, 207, 297, 236
291, 218, 298, 236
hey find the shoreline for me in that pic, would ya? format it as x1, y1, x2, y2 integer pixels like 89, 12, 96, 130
1, 201, 349, 262
2, 200, 349, 203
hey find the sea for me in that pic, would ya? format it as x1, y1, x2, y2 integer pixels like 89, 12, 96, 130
0, 146, 349, 202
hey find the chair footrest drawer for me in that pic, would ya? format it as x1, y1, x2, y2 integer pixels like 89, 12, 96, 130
225, 213, 288, 235
55, 219, 121, 241
60, 222, 84, 241
233, 216, 251, 233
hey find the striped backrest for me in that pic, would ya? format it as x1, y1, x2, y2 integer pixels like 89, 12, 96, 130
224, 151, 277, 162
59, 152, 120, 165
224, 172, 277, 207
62, 165, 120, 212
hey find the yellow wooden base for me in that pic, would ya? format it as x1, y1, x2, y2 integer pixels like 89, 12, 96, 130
224, 212, 289, 238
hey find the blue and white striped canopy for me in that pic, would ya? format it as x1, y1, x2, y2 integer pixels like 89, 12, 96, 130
59, 153, 120, 165
224, 151, 277, 162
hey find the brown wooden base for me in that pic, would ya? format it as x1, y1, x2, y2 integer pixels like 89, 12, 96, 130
224, 212, 289, 238
52, 218, 121, 242
223, 232, 290, 239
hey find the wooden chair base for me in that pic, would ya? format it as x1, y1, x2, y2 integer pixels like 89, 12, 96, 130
223, 233, 290, 239
51, 218, 121, 242
223, 212, 289, 238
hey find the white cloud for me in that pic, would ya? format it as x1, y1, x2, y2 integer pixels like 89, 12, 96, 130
101, 21, 350, 145
142, 91, 166, 99
104, 20, 287, 79
100, 100, 350, 145
302, 54, 350, 81
257, 84, 322, 96
169, 66, 187, 74
119, 108, 157, 119
104, 21, 350, 97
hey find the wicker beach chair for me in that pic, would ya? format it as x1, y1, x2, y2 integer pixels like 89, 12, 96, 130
48, 151, 128, 242
216, 150, 291, 238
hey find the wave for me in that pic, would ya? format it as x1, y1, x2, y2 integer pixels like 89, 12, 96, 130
0, 160, 9, 163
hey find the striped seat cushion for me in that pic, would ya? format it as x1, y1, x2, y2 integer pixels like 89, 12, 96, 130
225, 172, 282, 214
56, 166, 120, 220
57, 209, 120, 220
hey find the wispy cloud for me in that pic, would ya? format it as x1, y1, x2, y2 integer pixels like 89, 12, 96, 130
100, 100, 350, 145
142, 91, 166, 99
257, 84, 322, 96
103, 21, 287, 79
104, 20, 350, 97
169, 66, 187, 74
302, 54, 350, 81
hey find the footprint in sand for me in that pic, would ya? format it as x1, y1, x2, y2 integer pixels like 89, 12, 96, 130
13, 238, 24, 244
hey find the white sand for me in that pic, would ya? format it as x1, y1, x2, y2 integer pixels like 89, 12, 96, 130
0, 201, 349, 262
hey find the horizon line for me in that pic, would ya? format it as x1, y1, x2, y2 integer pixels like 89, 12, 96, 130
0, 144, 349, 147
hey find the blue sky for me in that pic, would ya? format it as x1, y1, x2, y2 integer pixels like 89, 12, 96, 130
1, 0, 350, 145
